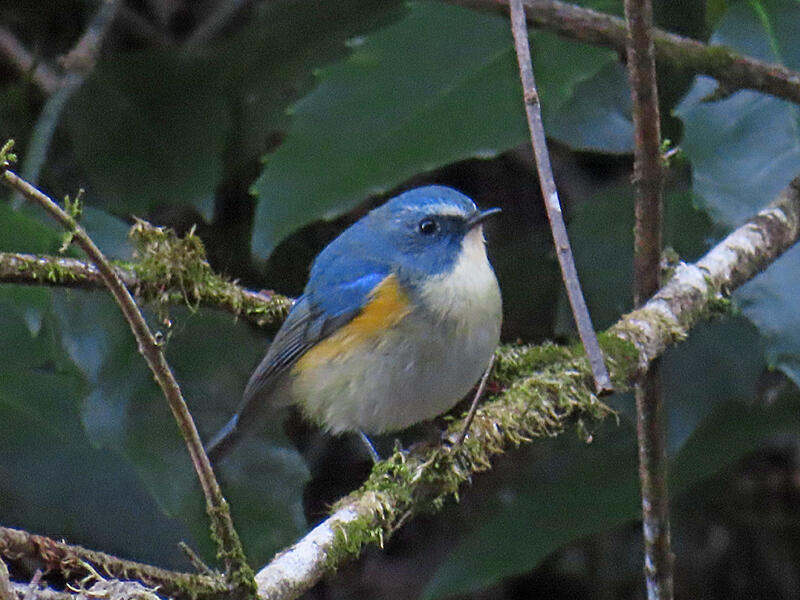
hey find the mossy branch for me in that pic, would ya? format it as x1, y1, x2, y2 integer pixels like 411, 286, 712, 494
456, 0, 800, 105
0, 241, 292, 331
0, 526, 225, 600
0, 159, 255, 599
253, 176, 800, 600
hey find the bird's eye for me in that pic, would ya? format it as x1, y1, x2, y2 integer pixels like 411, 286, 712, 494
418, 218, 438, 235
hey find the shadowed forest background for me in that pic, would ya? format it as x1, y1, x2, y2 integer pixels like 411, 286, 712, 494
2, 0, 800, 598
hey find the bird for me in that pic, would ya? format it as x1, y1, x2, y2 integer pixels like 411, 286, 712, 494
206, 185, 502, 463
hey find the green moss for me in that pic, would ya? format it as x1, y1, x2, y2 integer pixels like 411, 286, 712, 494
700, 275, 734, 319
206, 501, 257, 599
326, 498, 390, 566
322, 338, 624, 567
597, 332, 640, 385
127, 219, 291, 328
11, 254, 79, 283
0, 139, 16, 167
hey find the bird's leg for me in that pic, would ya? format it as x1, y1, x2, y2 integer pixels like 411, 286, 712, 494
358, 430, 381, 464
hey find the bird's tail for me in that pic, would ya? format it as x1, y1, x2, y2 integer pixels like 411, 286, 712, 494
205, 414, 242, 464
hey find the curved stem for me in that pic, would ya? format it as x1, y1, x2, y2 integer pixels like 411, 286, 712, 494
0, 167, 253, 595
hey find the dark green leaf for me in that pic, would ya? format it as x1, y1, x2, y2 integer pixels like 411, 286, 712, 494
52, 291, 308, 564
0, 305, 194, 568
675, 0, 800, 228
251, 1, 628, 256
424, 320, 773, 598
63, 0, 406, 220
65, 51, 229, 218
563, 184, 711, 331
0, 201, 63, 254
674, 0, 800, 387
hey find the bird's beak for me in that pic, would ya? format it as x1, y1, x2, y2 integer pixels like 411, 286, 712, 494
467, 207, 502, 229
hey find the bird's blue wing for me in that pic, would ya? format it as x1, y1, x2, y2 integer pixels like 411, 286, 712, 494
205, 266, 389, 461
247, 266, 388, 391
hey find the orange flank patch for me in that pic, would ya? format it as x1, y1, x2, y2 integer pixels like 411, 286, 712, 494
294, 274, 412, 370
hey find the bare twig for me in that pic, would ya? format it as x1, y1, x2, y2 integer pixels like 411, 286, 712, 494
116, 5, 175, 47
0, 526, 224, 600
508, 0, 612, 394
623, 0, 672, 596
184, 0, 253, 50
14, 0, 121, 207
253, 178, 800, 600
59, 0, 121, 74
0, 166, 254, 594
627, 0, 663, 307
455, 354, 496, 446
456, 0, 800, 105
0, 251, 292, 329
0, 26, 61, 94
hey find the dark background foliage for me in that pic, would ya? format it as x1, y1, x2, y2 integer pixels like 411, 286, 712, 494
2, 0, 800, 598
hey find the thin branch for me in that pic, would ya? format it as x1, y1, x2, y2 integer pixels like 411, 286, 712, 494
626, 0, 663, 307
116, 5, 176, 47
0, 251, 292, 330
623, 0, 672, 596
455, 0, 800, 105
455, 353, 496, 446
184, 0, 253, 50
0, 26, 61, 94
0, 526, 223, 600
16, 0, 121, 199
612, 179, 800, 366
59, 0, 121, 75
0, 166, 254, 595
253, 178, 800, 600
508, 0, 612, 394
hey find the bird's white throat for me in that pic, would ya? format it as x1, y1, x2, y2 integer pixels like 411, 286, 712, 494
420, 225, 501, 329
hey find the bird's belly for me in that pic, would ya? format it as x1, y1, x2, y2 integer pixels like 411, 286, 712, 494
290, 310, 500, 434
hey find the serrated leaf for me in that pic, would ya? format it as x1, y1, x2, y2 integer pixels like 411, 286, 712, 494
251, 1, 628, 256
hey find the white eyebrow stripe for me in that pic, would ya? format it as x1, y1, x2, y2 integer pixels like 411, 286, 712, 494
402, 202, 470, 217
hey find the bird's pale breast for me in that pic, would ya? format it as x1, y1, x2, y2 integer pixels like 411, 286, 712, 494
290, 226, 501, 434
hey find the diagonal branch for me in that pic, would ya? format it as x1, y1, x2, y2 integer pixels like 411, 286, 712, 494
508, 0, 612, 394
16, 0, 121, 201
0, 162, 254, 596
0, 26, 61, 94
455, 0, 800, 105
252, 178, 800, 600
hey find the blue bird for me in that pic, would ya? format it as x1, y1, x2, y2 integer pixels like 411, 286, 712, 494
206, 185, 502, 462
